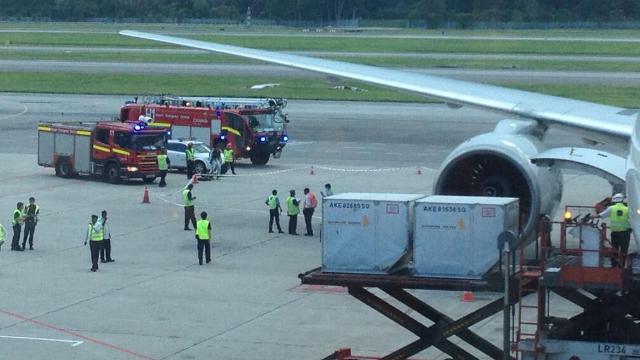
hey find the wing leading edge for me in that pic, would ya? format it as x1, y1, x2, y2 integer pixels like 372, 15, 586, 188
120, 30, 634, 141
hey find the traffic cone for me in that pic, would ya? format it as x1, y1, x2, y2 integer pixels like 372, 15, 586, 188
309, 166, 315, 175
416, 166, 422, 175
142, 186, 150, 204
461, 291, 475, 302
191, 174, 199, 184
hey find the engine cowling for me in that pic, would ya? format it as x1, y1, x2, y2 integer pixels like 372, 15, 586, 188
433, 119, 563, 240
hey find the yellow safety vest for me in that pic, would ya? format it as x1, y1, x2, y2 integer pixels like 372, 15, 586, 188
196, 220, 210, 240
157, 154, 168, 170
267, 195, 278, 209
610, 203, 631, 232
88, 223, 104, 242
0, 224, 5, 243
186, 148, 195, 161
286, 196, 299, 216
12, 209, 22, 225
182, 189, 194, 207
224, 149, 234, 162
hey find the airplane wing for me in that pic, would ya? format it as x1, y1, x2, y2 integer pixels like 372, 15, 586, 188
120, 30, 634, 142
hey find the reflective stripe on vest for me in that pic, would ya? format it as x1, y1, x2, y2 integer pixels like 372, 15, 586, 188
182, 189, 194, 207
610, 203, 631, 232
186, 148, 195, 161
286, 196, 299, 216
12, 209, 21, 225
196, 219, 210, 240
157, 154, 168, 170
224, 149, 234, 162
89, 224, 104, 241
267, 195, 277, 209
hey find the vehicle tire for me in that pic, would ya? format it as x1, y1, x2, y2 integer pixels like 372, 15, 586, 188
105, 163, 121, 184
194, 160, 207, 174
143, 177, 156, 184
55, 158, 73, 178
250, 152, 270, 165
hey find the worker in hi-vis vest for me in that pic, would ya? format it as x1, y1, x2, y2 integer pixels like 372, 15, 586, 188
157, 148, 169, 187
286, 190, 300, 235
183, 184, 197, 231
223, 143, 236, 175
84, 214, 104, 272
195, 211, 212, 265
11, 202, 25, 251
597, 193, 632, 267
265, 189, 284, 234
185, 142, 195, 179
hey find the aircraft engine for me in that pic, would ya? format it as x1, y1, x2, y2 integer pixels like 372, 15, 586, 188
433, 119, 563, 240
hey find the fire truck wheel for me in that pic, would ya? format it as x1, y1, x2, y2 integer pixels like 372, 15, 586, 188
194, 161, 207, 174
105, 163, 121, 184
250, 152, 270, 165
55, 158, 73, 178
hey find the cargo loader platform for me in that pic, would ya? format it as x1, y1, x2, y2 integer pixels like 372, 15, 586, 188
300, 268, 526, 360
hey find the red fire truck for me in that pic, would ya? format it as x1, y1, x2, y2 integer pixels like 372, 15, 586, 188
119, 96, 289, 165
38, 121, 167, 183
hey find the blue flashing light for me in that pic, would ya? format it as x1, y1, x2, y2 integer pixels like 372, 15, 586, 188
260, 136, 267, 143
134, 124, 142, 131
283, 135, 289, 142
220, 135, 226, 140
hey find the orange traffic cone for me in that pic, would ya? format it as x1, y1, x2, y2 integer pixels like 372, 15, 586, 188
191, 174, 199, 184
416, 166, 422, 175
461, 291, 475, 302
309, 166, 315, 175
142, 186, 150, 203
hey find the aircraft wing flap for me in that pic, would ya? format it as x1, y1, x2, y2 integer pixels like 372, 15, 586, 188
120, 30, 634, 140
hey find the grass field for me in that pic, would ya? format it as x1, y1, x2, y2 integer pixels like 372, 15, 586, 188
1, 71, 638, 107
0, 23, 639, 107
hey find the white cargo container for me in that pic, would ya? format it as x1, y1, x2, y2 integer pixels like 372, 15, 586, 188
322, 193, 425, 274
413, 196, 519, 279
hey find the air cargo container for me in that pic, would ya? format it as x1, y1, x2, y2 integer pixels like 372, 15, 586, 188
413, 196, 519, 279
322, 193, 424, 274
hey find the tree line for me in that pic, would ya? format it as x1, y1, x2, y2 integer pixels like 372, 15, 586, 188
2, 0, 640, 26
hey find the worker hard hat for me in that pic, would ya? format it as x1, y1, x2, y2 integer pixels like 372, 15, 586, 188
612, 193, 624, 203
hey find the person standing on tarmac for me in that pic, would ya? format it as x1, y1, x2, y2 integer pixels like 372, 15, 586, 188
22, 197, 39, 250
286, 190, 300, 235
223, 143, 236, 175
183, 184, 197, 231
0, 223, 6, 257
157, 148, 169, 187
209, 145, 222, 180
266, 189, 284, 234
11, 202, 25, 251
195, 211, 212, 265
321, 183, 334, 198
302, 188, 318, 236
84, 215, 104, 272
596, 193, 632, 267
185, 142, 196, 179
99, 210, 114, 263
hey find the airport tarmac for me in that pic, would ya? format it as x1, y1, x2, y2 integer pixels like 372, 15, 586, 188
0, 93, 627, 359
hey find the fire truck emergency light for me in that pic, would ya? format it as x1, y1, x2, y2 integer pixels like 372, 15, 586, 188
259, 136, 267, 143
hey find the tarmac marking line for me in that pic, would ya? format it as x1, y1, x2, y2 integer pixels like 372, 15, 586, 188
0, 103, 28, 120
0, 335, 83, 347
0, 308, 159, 360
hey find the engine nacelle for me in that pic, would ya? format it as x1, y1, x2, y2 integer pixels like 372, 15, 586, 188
433, 119, 563, 240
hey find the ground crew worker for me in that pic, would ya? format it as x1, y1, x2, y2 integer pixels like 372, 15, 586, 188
195, 211, 212, 265
223, 143, 236, 175
321, 183, 334, 198
286, 190, 300, 235
84, 215, 104, 272
0, 223, 6, 256
302, 188, 318, 236
99, 210, 114, 263
186, 142, 195, 179
22, 197, 39, 250
157, 149, 169, 187
266, 189, 284, 234
597, 193, 632, 267
183, 184, 197, 230
209, 145, 222, 180
11, 202, 25, 251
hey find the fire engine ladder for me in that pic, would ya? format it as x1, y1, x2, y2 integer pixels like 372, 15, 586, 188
515, 227, 547, 359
